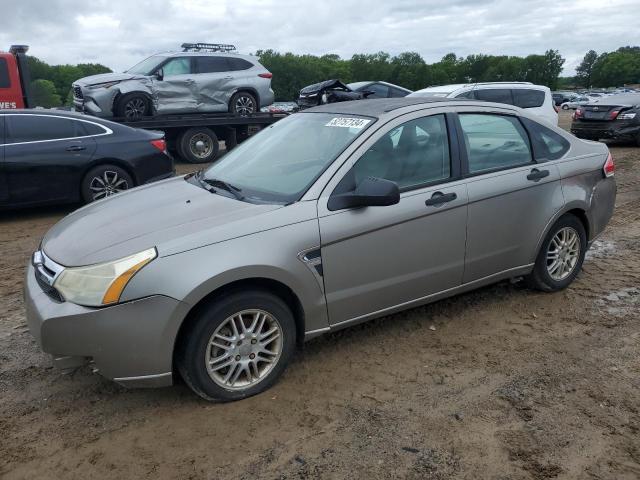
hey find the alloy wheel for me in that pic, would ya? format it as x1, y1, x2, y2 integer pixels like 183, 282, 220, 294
205, 309, 283, 391
89, 170, 129, 200
235, 95, 255, 115
124, 98, 146, 120
546, 226, 581, 281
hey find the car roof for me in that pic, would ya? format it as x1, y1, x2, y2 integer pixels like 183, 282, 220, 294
161, 51, 258, 61
414, 82, 544, 94
303, 97, 518, 117
0, 109, 109, 120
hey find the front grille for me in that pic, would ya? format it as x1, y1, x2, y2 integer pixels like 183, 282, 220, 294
34, 268, 64, 302
73, 85, 83, 100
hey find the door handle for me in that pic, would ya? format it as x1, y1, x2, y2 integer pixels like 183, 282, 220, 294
223, 76, 233, 80
66, 145, 86, 152
527, 168, 550, 181
425, 191, 457, 206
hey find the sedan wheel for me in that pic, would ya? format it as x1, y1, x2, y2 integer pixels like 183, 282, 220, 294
546, 227, 580, 281
205, 309, 283, 390
176, 290, 296, 401
89, 170, 130, 200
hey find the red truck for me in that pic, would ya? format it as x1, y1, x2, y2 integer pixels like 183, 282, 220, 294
0, 45, 33, 109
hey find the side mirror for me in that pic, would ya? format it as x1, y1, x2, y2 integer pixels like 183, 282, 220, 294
155, 68, 164, 81
328, 177, 400, 211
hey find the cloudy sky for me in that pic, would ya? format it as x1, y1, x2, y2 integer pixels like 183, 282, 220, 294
2, 0, 638, 75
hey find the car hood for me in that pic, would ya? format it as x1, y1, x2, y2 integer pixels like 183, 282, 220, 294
74, 72, 145, 86
41, 176, 292, 267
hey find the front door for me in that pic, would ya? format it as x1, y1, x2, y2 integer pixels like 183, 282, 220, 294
153, 57, 199, 114
318, 112, 468, 325
455, 112, 564, 282
4, 114, 96, 205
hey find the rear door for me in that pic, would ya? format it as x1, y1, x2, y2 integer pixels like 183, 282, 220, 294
455, 111, 563, 282
193, 56, 237, 112
153, 57, 198, 114
4, 114, 97, 205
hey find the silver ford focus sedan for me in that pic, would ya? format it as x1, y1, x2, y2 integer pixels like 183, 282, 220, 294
25, 98, 616, 401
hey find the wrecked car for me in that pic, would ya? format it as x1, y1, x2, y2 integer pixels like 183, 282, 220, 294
297, 79, 372, 109
571, 94, 640, 145
72, 43, 275, 121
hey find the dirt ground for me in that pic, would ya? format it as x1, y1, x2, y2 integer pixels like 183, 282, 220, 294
1, 111, 639, 479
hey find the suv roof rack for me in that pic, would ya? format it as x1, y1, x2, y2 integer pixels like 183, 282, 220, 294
181, 43, 236, 53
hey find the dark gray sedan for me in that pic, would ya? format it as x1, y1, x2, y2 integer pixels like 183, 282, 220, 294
25, 98, 616, 401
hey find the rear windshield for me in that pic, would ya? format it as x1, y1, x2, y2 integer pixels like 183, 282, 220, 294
202, 113, 374, 204
513, 89, 545, 108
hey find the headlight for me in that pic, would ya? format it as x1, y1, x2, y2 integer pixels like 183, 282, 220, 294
88, 81, 121, 89
54, 248, 157, 307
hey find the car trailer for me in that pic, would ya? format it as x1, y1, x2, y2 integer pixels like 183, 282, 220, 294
118, 112, 288, 163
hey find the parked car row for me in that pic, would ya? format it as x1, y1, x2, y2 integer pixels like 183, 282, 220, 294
571, 94, 640, 145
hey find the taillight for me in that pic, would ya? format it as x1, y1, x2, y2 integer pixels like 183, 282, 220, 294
150, 138, 167, 153
574, 108, 583, 119
603, 152, 615, 177
258, 72, 272, 79
609, 110, 620, 120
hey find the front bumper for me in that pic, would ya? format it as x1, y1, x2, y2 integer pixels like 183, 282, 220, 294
73, 85, 117, 118
24, 262, 190, 388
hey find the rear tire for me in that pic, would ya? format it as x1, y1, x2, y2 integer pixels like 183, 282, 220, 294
115, 93, 150, 121
176, 290, 296, 402
561, 104, 569, 110
178, 127, 219, 163
525, 214, 587, 292
81, 164, 133, 203
230, 91, 257, 115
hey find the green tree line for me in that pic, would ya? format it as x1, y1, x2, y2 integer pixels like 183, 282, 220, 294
27, 56, 111, 108
575, 46, 640, 88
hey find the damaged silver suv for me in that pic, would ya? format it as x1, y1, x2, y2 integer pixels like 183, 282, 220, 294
72, 43, 275, 121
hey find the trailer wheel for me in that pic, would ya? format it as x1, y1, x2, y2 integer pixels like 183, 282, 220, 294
178, 127, 219, 164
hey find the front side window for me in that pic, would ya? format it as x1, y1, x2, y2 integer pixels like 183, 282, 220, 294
162, 57, 192, 76
513, 89, 545, 108
201, 113, 374, 204
474, 89, 514, 105
0, 58, 9, 88
196, 56, 230, 73
459, 114, 532, 174
344, 114, 450, 190
6, 115, 84, 143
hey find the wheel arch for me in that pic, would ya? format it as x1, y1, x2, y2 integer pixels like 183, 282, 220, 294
80, 158, 139, 199
533, 205, 591, 261
230, 87, 260, 107
112, 90, 154, 117
172, 277, 307, 368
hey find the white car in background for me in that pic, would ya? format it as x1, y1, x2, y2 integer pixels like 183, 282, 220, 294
409, 82, 558, 125
561, 96, 593, 110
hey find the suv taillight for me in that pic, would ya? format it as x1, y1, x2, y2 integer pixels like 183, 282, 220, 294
151, 138, 167, 153
574, 108, 583, 120
258, 72, 273, 79
603, 152, 615, 177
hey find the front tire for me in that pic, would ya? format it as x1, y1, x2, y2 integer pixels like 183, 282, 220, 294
526, 214, 587, 292
561, 104, 569, 110
81, 164, 133, 203
176, 290, 297, 401
115, 93, 150, 121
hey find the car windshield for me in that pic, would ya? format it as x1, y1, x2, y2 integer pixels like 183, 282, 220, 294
201, 113, 375, 204
347, 81, 371, 90
125, 55, 167, 75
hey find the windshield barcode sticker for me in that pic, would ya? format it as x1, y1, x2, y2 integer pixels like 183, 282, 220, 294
325, 117, 371, 129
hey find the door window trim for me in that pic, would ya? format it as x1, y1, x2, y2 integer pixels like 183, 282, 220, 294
453, 111, 537, 178
0, 113, 112, 147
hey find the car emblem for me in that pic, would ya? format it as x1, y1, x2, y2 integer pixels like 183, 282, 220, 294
593, 107, 599, 111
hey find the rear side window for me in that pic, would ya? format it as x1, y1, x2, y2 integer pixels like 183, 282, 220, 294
196, 56, 229, 73
0, 58, 9, 88
513, 89, 545, 108
363, 83, 389, 98
474, 89, 514, 105
6, 115, 84, 143
521, 117, 570, 161
459, 114, 532, 174
227, 58, 253, 71
79, 121, 107, 136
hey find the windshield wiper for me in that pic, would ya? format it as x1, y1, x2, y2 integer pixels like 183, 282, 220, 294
198, 173, 244, 201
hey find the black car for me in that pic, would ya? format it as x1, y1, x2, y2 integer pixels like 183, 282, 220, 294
0, 110, 174, 209
570, 94, 640, 145
347, 81, 412, 99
